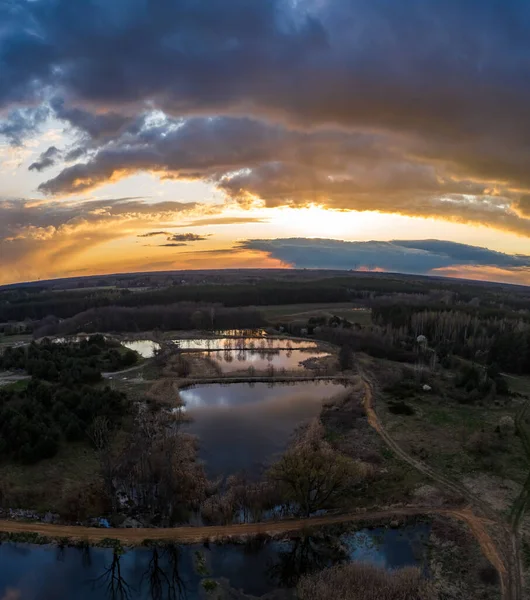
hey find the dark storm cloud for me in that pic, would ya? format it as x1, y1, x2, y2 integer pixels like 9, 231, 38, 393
0, 106, 50, 145
38, 117, 290, 194
2, 0, 530, 236
240, 238, 530, 274
36, 115, 530, 237
28, 146, 61, 172
50, 98, 135, 138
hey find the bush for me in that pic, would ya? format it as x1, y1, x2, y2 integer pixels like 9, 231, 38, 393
297, 563, 435, 600
267, 420, 362, 516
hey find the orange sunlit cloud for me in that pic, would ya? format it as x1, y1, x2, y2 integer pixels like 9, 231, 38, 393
431, 265, 530, 286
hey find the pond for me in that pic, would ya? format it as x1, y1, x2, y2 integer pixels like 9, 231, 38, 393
180, 381, 346, 477
122, 340, 161, 358
173, 337, 318, 351
121, 337, 319, 358
0, 523, 430, 599
201, 349, 332, 374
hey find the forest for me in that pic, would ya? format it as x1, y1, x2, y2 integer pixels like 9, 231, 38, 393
0, 335, 138, 383
2, 270, 530, 323
371, 304, 530, 375
0, 379, 126, 464
0, 336, 133, 463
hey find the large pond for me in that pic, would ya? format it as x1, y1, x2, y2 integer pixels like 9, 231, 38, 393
122, 337, 319, 358
0, 524, 430, 599
201, 349, 331, 374
180, 382, 346, 477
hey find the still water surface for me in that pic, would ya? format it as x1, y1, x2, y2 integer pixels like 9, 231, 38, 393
0, 524, 429, 599
180, 381, 346, 477
202, 349, 331, 373
122, 340, 161, 358
122, 337, 318, 358
174, 337, 317, 351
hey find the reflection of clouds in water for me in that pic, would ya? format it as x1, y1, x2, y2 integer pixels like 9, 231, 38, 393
122, 340, 160, 357
175, 337, 317, 350
181, 382, 345, 476
202, 350, 331, 373
341, 525, 431, 570
180, 388, 234, 408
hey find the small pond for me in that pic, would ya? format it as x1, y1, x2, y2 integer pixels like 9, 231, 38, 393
174, 337, 318, 351
180, 381, 346, 477
122, 340, 161, 358
0, 524, 430, 599
201, 349, 331, 374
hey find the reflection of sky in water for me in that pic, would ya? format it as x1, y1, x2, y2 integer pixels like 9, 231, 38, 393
203, 349, 331, 372
180, 382, 346, 477
122, 340, 161, 357
174, 337, 317, 350
342, 524, 431, 569
0, 524, 429, 599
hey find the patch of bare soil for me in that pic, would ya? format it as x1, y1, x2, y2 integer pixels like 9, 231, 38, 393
147, 378, 182, 405
463, 474, 522, 514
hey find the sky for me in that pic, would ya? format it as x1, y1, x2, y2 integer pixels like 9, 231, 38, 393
1, 0, 530, 286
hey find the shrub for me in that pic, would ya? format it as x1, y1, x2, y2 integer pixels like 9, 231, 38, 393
297, 563, 435, 600
267, 420, 362, 516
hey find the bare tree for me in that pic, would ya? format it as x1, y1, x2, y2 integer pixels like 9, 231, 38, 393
91, 549, 132, 600
141, 545, 187, 600
115, 406, 206, 523
267, 420, 361, 517
87, 416, 117, 513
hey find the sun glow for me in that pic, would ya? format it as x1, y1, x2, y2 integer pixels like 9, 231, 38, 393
267, 205, 364, 239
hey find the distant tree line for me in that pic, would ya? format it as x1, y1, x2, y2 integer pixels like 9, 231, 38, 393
34, 304, 265, 337
3, 273, 529, 322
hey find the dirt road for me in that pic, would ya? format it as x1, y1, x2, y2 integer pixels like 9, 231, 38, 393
361, 370, 522, 600
0, 507, 492, 545
0, 372, 30, 387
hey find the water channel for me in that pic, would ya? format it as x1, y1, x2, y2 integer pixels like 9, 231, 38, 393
0, 523, 430, 599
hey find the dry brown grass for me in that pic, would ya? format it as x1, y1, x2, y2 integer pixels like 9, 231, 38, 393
147, 378, 181, 405
297, 563, 436, 600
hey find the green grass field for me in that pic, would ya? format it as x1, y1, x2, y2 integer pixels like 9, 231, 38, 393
261, 303, 372, 326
